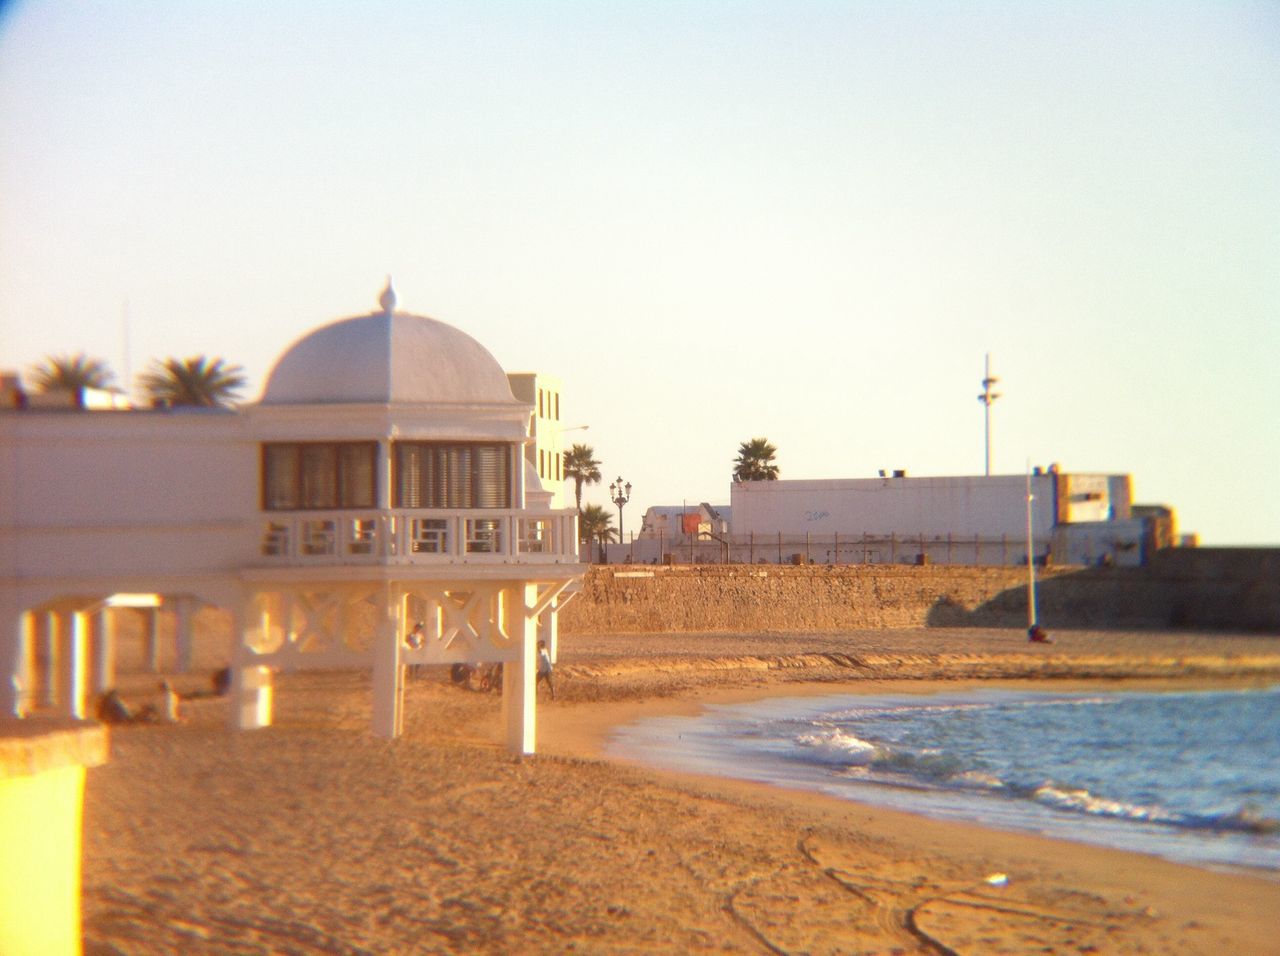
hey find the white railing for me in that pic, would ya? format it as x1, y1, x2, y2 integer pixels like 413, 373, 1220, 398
258, 508, 580, 565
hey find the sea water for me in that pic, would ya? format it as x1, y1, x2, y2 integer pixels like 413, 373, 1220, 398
608, 685, 1280, 874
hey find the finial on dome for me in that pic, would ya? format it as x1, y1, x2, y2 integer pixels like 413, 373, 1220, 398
378, 276, 397, 314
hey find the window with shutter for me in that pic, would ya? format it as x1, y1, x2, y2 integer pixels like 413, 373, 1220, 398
261, 442, 377, 511
394, 443, 512, 509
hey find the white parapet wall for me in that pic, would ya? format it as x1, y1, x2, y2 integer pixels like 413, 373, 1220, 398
0, 718, 108, 956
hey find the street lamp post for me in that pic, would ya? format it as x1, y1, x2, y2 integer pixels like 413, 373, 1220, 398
609, 476, 631, 554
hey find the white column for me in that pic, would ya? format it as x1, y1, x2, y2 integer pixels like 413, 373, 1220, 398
0, 604, 28, 717
371, 586, 404, 738
230, 665, 273, 729
64, 611, 89, 719
43, 611, 61, 709
174, 596, 195, 673
377, 439, 393, 509
228, 603, 273, 730
512, 443, 526, 508
20, 613, 36, 715
502, 583, 539, 755
92, 608, 116, 694
145, 607, 162, 672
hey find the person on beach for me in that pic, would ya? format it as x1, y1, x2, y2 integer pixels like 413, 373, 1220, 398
537, 640, 555, 699
159, 680, 183, 723
404, 621, 427, 678
1028, 624, 1052, 643
97, 688, 135, 724
97, 689, 158, 724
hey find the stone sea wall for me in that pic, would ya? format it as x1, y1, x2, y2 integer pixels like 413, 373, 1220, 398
560, 551, 1280, 634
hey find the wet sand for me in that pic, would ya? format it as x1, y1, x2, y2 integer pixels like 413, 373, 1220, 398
82, 627, 1280, 954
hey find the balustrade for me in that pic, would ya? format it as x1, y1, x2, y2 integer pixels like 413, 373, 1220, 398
258, 509, 578, 565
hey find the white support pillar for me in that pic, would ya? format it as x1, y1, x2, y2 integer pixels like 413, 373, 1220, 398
230, 664, 273, 730
227, 609, 272, 726
1, 605, 28, 717
371, 587, 404, 738
145, 607, 162, 672
174, 596, 195, 674
43, 611, 61, 709
376, 439, 393, 509
502, 583, 539, 755
64, 611, 89, 720
20, 613, 36, 715
92, 608, 116, 695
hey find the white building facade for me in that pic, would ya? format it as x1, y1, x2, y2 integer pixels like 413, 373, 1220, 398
0, 285, 584, 751
728, 470, 1152, 567
506, 372, 569, 510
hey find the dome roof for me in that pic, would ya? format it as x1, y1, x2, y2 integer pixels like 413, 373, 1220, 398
260, 288, 518, 406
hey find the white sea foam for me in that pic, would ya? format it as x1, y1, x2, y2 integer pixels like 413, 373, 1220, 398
949, 770, 1006, 790
795, 726, 880, 766
1031, 784, 1178, 824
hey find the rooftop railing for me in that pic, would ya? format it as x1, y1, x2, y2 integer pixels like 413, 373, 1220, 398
258, 508, 580, 566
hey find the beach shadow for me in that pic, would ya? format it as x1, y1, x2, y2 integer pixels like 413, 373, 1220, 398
925, 551, 1280, 633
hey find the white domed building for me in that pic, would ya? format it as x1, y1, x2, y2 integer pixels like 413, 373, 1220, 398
0, 284, 584, 751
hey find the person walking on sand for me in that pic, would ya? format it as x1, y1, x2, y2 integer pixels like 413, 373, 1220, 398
536, 640, 555, 699
405, 621, 427, 678
159, 679, 184, 723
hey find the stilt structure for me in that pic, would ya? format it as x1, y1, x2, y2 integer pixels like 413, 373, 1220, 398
0, 282, 584, 751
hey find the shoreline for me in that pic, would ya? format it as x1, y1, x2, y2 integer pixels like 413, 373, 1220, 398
544, 673, 1280, 872
80, 627, 1280, 953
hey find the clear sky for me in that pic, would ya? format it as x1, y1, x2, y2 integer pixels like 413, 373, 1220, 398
2, 1, 1277, 545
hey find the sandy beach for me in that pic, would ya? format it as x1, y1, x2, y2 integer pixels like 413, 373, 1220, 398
82, 627, 1280, 954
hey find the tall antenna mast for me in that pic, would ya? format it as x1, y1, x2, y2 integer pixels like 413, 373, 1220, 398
977, 353, 1001, 476
121, 296, 132, 400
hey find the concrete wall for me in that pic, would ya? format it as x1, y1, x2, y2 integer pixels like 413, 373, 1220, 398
561, 552, 1280, 634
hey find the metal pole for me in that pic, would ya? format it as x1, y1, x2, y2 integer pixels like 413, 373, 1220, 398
1026, 466, 1038, 628
978, 353, 1001, 477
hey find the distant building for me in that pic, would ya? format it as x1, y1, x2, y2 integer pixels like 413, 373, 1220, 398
638, 503, 731, 541
506, 372, 569, 509
728, 468, 1171, 567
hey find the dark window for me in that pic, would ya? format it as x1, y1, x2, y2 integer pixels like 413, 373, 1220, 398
262, 442, 377, 510
394, 443, 512, 509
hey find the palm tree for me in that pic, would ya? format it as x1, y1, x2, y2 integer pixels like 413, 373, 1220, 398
139, 356, 246, 408
563, 443, 602, 514
733, 437, 780, 482
578, 503, 617, 561
28, 353, 115, 392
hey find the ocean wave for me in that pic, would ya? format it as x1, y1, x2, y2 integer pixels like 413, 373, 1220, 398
1031, 783, 1181, 824
794, 727, 970, 782
794, 726, 880, 765
1028, 784, 1280, 834
949, 770, 1007, 791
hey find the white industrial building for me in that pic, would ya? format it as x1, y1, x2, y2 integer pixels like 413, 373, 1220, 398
729, 469, 1158, 567
0, 283, 584, 751
637, 503, 731, 541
